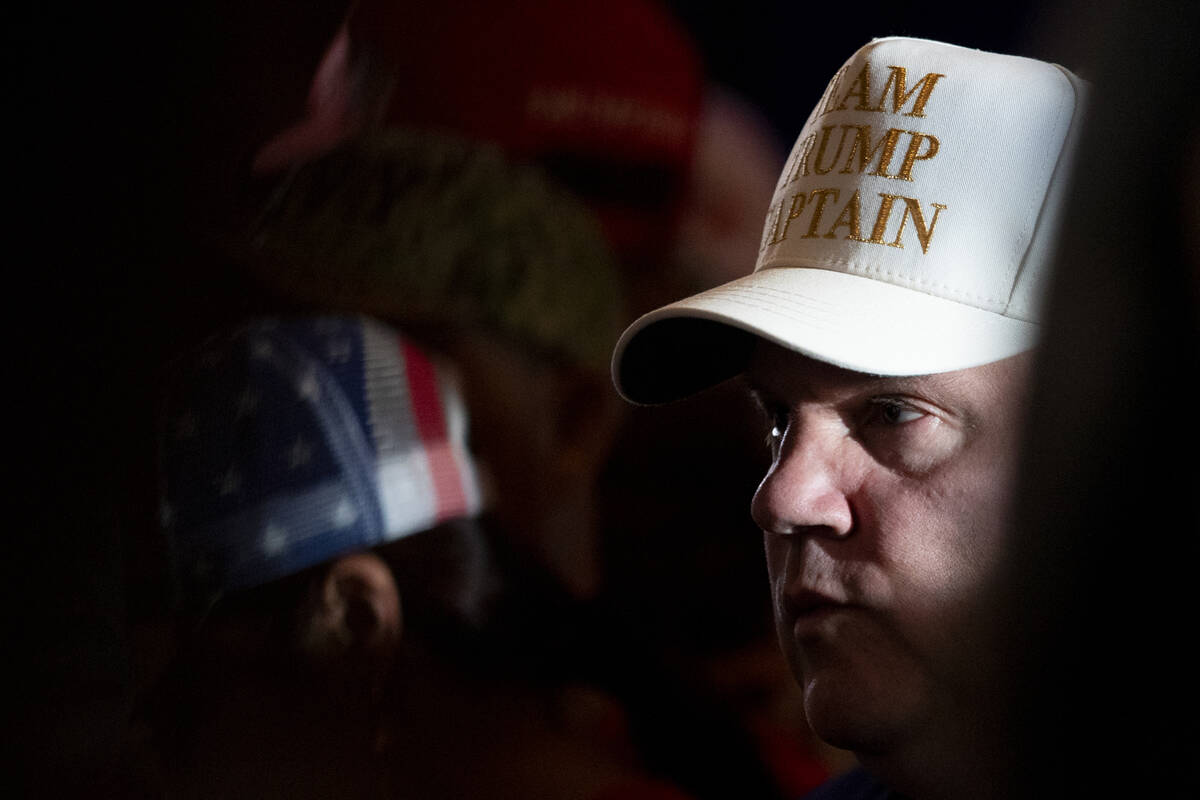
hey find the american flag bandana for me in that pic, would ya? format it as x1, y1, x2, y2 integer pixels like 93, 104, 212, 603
159, 315, 484, 607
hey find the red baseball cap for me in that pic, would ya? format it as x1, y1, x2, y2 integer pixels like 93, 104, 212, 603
257, 0, 704, 266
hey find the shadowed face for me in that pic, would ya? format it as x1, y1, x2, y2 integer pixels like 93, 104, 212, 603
747, 342, 1031, 763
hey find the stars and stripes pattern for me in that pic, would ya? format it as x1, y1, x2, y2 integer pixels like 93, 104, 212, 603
160, 316, 484, 606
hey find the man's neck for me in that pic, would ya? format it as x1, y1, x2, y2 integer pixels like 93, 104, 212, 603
856, 702, 1014, 800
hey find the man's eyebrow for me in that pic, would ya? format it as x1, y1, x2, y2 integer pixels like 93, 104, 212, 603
742, 370, 968, 409
844, 374, 968, 412
861, 375, 934, 393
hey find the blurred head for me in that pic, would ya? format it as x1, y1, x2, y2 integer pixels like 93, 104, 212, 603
255, 0, 704, 283
611, 37, 1088, 796
149, 316, 493, 797
236, 132, 628, 595
158, 315, 485, 609
244, 1, 707, 594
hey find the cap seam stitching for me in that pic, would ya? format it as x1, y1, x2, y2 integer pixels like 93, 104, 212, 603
755, 260, 1008, 307
1004, 65, 1082, 314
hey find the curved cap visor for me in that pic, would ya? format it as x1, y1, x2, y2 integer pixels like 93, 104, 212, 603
613, 266, 1039, 404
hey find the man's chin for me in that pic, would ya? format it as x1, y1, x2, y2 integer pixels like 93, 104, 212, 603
800, 668, 922, 756
803, 690, 882, 753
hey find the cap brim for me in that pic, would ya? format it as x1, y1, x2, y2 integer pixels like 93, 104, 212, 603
613, 267, 1039, 404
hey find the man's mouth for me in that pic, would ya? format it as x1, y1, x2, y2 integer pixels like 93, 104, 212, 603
786, 588, 847, 620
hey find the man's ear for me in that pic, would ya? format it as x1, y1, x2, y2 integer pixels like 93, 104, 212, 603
296, 552, 402, 668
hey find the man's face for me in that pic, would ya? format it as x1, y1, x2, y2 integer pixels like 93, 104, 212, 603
747, 342, 1031, 760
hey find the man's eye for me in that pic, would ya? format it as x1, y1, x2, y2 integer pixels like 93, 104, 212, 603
872, 399, 925, 425
859, 397, 960, 475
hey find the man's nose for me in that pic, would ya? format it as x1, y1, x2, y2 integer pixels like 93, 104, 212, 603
751, 425, 853, 538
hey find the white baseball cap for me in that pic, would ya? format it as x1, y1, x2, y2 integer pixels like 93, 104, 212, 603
613, 37, 1088, 404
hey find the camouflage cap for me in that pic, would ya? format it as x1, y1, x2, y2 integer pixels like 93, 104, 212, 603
237, 129, 626, 374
